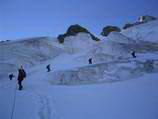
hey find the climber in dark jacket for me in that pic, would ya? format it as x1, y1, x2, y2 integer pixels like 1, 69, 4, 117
88, 58, 92, 64
9, 73, 15, 80
46, 64, 51, 72
17, 66, 26, 90
131, 51, 136, 58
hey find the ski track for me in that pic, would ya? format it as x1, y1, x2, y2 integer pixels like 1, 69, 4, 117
36, 93, 61, 119
37, 94, 51, 119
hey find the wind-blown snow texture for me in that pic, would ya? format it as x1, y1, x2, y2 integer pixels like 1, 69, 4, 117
0, 20, 158, 119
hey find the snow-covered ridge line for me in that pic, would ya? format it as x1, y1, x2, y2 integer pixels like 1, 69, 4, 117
122, 20, 158, 42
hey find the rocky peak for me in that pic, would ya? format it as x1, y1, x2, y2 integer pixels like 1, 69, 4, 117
101, 26, 121, 37
57, 24, 100, 43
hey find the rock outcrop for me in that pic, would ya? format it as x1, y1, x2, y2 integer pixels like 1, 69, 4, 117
139, 15, 157, 23
101, 26, 121, 36
57, 24, 100, 43
123, 15, 157, 29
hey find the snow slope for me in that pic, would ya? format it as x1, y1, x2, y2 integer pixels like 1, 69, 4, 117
51, 74, 158, 119
63, 33, 99, 54
1, 20, 158, 119
0, 37, 66, 80
1, 67, 158, 119
122, 20, 158, 42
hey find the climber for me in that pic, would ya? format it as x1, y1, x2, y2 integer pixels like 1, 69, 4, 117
9, 73, 15, 80
88, 58, 92, 64
131, 51, 136, 58
17, 65, 26, 90
46, 64, 51, 72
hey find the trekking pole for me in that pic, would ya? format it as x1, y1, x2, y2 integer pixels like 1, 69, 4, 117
10, 81, 17, 119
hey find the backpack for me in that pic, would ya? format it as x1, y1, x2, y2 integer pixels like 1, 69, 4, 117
22, 70, 26, 78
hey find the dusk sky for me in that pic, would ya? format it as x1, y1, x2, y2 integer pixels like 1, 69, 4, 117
0, 0, 158, 40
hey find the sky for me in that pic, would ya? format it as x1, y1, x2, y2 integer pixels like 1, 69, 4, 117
0, 0, 158, 40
